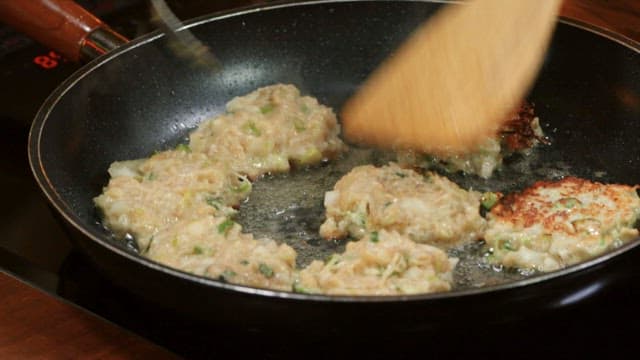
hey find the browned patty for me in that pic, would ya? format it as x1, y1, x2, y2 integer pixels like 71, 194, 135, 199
500, 102, 549, 152
491, 177, 639, 234
484, 176, 640, 271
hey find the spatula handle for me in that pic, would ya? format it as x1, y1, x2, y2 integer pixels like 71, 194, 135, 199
0, 0, 128, 62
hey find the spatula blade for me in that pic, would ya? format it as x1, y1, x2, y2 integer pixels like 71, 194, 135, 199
341, 0, 561, 155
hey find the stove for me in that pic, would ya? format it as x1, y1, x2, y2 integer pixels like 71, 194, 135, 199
1, 1, 639, 358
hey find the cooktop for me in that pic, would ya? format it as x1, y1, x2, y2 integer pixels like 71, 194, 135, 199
1, 1, 639, 358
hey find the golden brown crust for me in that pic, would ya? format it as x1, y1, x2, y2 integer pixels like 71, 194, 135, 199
500, 102, 549, 151
491, 177, 639, 234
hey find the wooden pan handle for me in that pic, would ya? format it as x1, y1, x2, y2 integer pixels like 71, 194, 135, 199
0, 0, 128, 62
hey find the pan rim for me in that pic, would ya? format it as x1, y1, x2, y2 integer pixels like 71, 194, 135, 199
28, 0, 640, 303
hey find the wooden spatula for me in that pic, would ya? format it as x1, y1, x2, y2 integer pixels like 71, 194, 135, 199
341, 0, 562, 155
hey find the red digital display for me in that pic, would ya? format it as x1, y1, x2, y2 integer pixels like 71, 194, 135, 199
33, 50, 65, 69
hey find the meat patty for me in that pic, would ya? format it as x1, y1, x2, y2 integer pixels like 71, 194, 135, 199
396, 102, 546, 179
94, 149, 246, 250
484, 177, 640, 271
95, 84, 344, 291
147, 216, 297, 291
296, 230, 456, 295
320, 163, 486, 248
189, 84, 346, 179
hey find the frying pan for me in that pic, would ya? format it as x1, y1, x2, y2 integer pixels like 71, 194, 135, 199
6, 0, 640, 336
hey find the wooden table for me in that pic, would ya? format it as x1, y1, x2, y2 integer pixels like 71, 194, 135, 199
0, 272, 179, 359
1, 0, 638, 358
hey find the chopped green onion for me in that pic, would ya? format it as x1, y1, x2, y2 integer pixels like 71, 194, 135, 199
143, 236, 154, 254
222, 269, 237, 278
484, 252, 496, 262
501, 240, 515, 251
260, 103, 274, 114
243, 121, 261, 136
370, 231, 379, 243
193, 246, 204, 255
231, 178, 252, 193
240, 260, 250, 266
297, 147, 321, 164
358, 213, 367, 226
395, 171, 407, 178
300, 103, 310, 114
218, 218, 234, 235
205, 196, 222, 210
326, 254, 341, 265
175, 143, 191, 152
292, 117, 306, 132
259, 263, 274, 278
218, 269, 237, 283
146, 172, 157, 181
292, 281, 311, 294
481, 192, 499, 210
557, 197, 580, 209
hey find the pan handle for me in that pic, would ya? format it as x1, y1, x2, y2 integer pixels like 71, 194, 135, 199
0, 0, 128, 62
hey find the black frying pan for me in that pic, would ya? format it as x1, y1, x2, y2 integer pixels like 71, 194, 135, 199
7, 0, 640, 336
